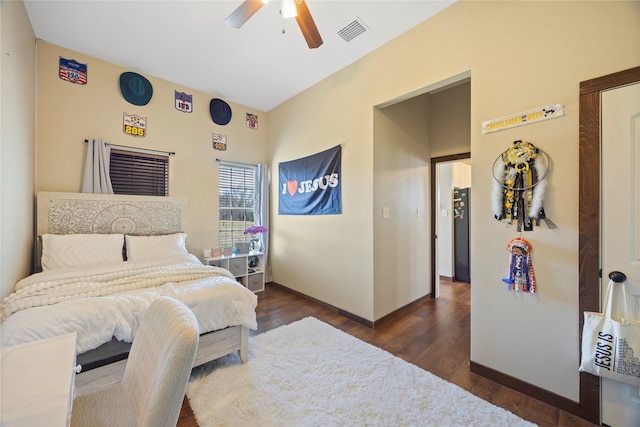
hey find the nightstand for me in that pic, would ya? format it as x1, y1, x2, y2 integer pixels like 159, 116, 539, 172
202, 253, 265, 292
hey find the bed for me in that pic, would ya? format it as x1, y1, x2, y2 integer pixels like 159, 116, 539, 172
0, 191, 257, 397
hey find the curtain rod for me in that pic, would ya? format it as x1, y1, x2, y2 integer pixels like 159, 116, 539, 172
216, 158, 257, 168
84, 139, 175, 156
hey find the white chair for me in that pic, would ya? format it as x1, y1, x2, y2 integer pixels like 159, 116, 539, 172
71, 297, 199, 427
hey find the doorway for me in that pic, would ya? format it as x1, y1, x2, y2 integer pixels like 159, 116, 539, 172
431, 154, 471, 298
578, 66, 640, 424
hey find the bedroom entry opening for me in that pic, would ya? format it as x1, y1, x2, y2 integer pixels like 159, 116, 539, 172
433, 156, 472, 299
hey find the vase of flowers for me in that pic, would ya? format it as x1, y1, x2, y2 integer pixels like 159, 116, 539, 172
244, 225, 268, 253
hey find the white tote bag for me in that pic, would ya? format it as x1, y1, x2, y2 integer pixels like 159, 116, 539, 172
579, 278, 640, 386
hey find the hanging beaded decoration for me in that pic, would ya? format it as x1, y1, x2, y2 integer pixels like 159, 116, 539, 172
492, 140, 555, 232
502, 237, 536, 294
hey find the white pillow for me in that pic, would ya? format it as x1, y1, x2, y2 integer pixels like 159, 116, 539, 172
125, 233, 188, 261
41, 233, 125, 271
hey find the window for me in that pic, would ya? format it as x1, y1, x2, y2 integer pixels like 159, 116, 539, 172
109, 149, 169, 196
218, 162, 255, 247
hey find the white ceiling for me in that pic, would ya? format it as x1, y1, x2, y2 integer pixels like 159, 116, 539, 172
23, 0, 455, 112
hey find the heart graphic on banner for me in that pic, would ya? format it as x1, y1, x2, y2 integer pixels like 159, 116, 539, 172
287, 180, 298, 196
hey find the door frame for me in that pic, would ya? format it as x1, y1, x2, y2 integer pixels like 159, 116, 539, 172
578, 65, 640, 424
430, 152, 471, 298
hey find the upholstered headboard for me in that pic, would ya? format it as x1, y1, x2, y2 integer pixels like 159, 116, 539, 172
37, 192, 187, 236
35, 192, 187, 271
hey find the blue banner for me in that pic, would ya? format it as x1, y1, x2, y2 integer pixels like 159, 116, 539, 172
279, 145, 341, 215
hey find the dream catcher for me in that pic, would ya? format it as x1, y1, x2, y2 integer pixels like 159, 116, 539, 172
492, 140, 554, 232
493, 140, 551, 295
503, 237, 536, 294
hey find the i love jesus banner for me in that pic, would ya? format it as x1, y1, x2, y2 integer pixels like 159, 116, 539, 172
278, 145, 342, 215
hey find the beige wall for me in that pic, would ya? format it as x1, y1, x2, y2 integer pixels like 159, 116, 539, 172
267, 1, 640, 401
373, 95, 431, 320
430, 81, 471, 158
35, 41, 268, 256
1, 0, 36, 299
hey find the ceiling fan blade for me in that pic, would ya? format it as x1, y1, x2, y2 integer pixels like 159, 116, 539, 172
225, 0, 264, 29
294, 0, 323, 49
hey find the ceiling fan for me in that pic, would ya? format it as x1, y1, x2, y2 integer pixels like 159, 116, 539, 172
225, 0, 324, 49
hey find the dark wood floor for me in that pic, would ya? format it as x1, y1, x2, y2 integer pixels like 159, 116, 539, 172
179, 281, 596, 426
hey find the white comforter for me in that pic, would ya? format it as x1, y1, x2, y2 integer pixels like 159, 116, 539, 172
0, 254, 257, 354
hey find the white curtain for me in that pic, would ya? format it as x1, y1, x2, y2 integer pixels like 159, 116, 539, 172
255, 164, 270, 282
81, 139, 114, 194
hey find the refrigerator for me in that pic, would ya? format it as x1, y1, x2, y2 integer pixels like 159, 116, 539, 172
453, 188, 470, 282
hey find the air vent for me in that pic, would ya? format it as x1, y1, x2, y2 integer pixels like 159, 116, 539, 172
337, 17, 369, 43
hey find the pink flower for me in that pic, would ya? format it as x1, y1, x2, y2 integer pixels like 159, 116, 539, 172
244, 225, 268, 235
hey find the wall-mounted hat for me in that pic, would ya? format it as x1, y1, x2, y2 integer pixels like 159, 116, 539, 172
119, 72, 153, 106
210, 98, 232, 125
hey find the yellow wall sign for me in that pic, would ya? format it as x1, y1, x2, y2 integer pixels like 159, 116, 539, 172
213, 133, 227, 151
482, 104, 563, 134
123, 113, 147, 137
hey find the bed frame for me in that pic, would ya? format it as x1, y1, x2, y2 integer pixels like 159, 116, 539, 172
36, 191, 249, 397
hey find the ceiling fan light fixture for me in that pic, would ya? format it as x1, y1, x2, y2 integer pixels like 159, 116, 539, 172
225, 0, 321, 48
281, 0, 297, 19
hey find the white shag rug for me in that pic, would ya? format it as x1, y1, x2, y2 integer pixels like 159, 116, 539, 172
187, 317, 536, 427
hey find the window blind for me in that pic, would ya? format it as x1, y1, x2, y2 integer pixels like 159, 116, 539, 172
110, 149, 169, 196
218, 162, 255, 247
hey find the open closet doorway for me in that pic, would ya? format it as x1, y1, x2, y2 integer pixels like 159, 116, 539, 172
431, 154, 471, 298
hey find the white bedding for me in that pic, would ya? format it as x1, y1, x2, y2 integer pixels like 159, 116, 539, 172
0, 254, 257, 354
